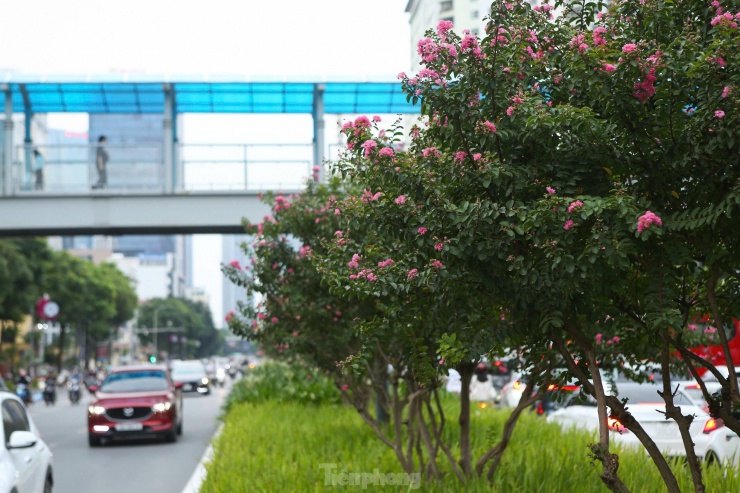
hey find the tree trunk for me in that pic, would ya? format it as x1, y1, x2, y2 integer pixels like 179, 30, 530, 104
457, 363, 475, 477
56, 324, 66, 373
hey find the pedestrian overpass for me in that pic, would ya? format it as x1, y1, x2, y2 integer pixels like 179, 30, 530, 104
0, 74, 418, 237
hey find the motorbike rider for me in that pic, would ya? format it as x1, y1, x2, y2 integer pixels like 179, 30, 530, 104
42, 373, 57, 405
15, 370, 32, 405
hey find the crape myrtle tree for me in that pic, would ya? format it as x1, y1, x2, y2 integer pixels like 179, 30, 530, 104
321, 0, 739, 491
222, 177, 467, 476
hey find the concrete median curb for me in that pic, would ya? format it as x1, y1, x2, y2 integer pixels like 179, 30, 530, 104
181, 422, 224, 493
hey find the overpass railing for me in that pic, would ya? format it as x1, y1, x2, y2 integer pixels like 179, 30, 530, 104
10, 142, 343, 194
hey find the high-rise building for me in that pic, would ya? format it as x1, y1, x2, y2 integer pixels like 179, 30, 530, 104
222, 234, 252, 327
87, 114, 189, 299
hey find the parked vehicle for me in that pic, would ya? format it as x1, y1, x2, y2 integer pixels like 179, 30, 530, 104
86, 364, 183, 446
547, 381, 740, 465
0, 390, 54, 493
171, 360, 211, 395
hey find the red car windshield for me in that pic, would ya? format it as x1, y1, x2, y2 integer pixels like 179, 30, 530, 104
100, 370, 169, 393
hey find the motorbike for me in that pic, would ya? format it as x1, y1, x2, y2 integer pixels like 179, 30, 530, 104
215, 367, 227, 387
15, 383, 32, 405
42, 380, 57, 406
68, 378, 81, 405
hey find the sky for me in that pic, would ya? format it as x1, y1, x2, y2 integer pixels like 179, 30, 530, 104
1, 0, 412, 327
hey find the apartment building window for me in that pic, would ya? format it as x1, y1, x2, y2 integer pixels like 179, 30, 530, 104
441, 1, 453, 12
472, 10, 478, 18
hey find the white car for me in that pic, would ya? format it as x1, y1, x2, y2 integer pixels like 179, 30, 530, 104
1, 391, 54, 493
548, 381, 740, 465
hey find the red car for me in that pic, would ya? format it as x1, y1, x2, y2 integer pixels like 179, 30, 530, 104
87, 364, 183, 446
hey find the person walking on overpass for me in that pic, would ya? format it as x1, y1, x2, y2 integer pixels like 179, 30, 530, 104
93, 135, 109, 189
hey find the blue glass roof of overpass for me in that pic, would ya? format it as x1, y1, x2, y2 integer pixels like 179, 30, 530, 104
1, 74, 419, 114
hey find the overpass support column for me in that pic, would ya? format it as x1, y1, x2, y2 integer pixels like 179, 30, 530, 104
163, 84, 174, 194
312, 84, 325, 182
3, 86, 13, 196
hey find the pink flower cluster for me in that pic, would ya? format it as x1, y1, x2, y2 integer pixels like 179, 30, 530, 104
395, 195, 407, 205
483, 120, 497, 133
711, 11, 740, 27
722, 86, 732, 98
273, 194, 291, 212
379, 147, 395, 158
417, 38, 439, 63
361, 189, 382, 203
437, 19, 454, 37
633, 68, 657, 103
546, 186, 556, 195
622, 43, 637, 54
568, 200, 584, 213
361, 139, 377, 157
225, 310, 235, 322
417, 227, 428, 235
407, 268, 419, 280
349, 269, 378, 282
299, 245, 312, 257
715, 110, 725, 119
563, 220, 574, 230
422, 147, 441, 158
228, 259, 241, 269
377, 259, 395, 269
348, 254, 361, 270
637, 211, 663, 233
592, 27, 607, 46
434, 242, 444, 251
595, 333, 620, 345
430, 260, 444, 269
454, 151, 467, 163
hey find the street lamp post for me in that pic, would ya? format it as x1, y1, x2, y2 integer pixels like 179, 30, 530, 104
153, 309, 159, 360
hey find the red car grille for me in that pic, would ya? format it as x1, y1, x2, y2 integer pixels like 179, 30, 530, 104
105, 406, 152, 421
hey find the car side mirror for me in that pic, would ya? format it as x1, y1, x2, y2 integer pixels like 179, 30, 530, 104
174, 382, 184, 390
8, 430, 37, 449
88, 384, 98, 394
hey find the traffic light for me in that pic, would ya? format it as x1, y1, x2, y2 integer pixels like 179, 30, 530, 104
149, 355, 157, 363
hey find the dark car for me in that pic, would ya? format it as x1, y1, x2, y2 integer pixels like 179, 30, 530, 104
170, 360, 211, 395
87, 364, 183, 446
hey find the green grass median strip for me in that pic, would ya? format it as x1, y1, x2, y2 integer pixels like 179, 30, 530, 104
201, 400, 740, 492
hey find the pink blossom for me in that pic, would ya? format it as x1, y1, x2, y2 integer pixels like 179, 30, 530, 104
688, 324, 698, 331
395, 195, 407, 205
637, 211, 663, 233
716, 57, 727, 67
361, 139, 378, 157
422, 147, 441, 158
225, 310, 235, 322
379, 147, 395, 158
417, 227, 428, 235
568, 200, 584, 213
472, 153, 482, 161
228, 260, 242, 269
704, 326, 718, 334
611, 336, 620, 344
430, 260, 444, 269
546, 186, 556, 195
595, 333, 603, 345
483, 120, 497, 133
437, 19, 454, 37
299, 245, 312, 257
407, 268, 419, 280
603, 63, 617, 73
334, 231, 343, 237
354, 116, 371, 129
563, 220, 574, 230
722, 86, 732, 98
366, 272, 378, 282
270, 317, 279, 324
341, 121, 354, 131
372, 115, 381, 122
397, 72, 406, 80
341, 384, 349, 392
506, 106, 515, 116
378, 259, 395, 269
622, 43, 637, 54
334, 208, 341, 215
715, 110, 725, 119
434, 242, 444, 251
454, 151, 467, 162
